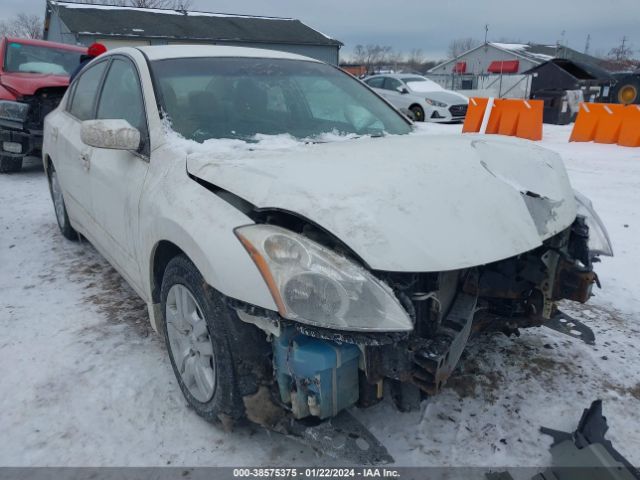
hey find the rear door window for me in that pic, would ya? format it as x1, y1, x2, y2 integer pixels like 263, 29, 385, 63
68, 61, 108, 121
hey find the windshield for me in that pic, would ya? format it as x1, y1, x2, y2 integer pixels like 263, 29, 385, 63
3, 42, 83, 75
402, 77, 444, 92
151, 57, 411, 142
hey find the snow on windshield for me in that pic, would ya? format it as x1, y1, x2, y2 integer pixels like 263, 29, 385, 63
405, 79, 445, 93
162, 117, 362, 159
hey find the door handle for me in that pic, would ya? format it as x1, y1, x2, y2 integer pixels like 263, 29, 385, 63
51, 127, 59, 141
80, 151, 91, 172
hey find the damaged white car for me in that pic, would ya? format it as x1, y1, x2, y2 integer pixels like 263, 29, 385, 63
42, 45, 612, 459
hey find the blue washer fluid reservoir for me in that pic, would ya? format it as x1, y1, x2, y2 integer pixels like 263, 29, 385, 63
273, 328, 360, 420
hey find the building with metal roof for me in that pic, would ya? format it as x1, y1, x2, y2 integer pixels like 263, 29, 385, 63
429, 42, 608, 75
43, 0, 342, 64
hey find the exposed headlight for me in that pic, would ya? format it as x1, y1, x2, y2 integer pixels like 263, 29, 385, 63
0, 100, 29, 123
235, 224, 413, 332
574, 191, 613, 257
424, 98, 447, 108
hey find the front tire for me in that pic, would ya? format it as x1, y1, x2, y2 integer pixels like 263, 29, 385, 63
161, 255, 244, 423
410, 105, 425, 122
0, 155, 22, 173
47, 163, 78, 241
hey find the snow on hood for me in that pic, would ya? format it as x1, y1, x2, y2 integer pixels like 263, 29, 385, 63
180, 130, 577, 272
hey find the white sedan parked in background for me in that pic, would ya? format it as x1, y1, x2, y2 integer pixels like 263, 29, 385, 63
42, 46, 611, 445
364, 74, 469, 122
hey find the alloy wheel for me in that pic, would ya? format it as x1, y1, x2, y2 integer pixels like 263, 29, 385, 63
165, 284, 216, 403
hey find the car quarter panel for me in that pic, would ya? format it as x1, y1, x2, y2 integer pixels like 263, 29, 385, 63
138, 143, 278, 327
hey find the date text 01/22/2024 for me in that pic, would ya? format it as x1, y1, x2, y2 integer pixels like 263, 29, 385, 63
232, 468, 401, 478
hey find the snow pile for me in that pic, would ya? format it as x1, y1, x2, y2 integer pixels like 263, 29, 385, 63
491, 43, 529, 51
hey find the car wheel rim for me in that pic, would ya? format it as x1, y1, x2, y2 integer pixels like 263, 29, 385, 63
50, 171, 67, 229
166, 284, 216, 403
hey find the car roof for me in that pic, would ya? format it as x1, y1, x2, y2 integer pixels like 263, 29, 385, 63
135, 44, 320, 62
4, 37, 87, 53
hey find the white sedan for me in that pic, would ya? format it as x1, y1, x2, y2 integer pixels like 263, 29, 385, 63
364, 74, 469, 122
42, 46, 611, 436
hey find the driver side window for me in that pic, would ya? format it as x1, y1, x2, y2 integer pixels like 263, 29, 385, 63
96, 58, 147, 136
383, 78, 403, 91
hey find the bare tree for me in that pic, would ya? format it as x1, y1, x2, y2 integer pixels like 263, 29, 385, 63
406, 49, 426, 72
447, 38, 480, 59
0, 13, 43, 39
173, 0, 193, 10
608, 36, 634, 62
352, 44, 393, 73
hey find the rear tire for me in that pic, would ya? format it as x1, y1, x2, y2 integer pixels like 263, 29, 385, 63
161, 255, 245, 424
0, 155, 22, 173
47, 162, 78, 241
410, 105, 425, 122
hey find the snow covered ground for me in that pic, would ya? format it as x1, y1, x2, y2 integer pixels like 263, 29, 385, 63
1, 124, 639, 468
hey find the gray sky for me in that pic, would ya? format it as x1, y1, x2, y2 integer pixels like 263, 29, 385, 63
2, 0, 639, 60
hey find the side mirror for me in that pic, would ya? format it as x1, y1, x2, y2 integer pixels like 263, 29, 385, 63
397, 86, 409, 94
81, 119, 141, 151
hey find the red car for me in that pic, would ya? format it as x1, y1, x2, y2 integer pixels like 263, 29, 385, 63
0, 37, 86, 173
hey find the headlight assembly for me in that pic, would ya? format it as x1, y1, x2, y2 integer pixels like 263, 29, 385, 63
235, 224, 413, 332
424, 98, 447, 108
0, 100, 29, 123
574, 191, 614, 257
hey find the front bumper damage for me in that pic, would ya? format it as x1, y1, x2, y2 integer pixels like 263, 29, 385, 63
490, 400, 640, 480
215, 180, 614, 463
0, 88, 66, 159
229, 212, 609, 457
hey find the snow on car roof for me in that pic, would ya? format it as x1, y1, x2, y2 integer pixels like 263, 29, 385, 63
137, 45, 320, 62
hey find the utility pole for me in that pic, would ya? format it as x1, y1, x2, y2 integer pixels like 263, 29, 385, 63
620, 36, 627, 60
614, 36, 628, 61
556, 30, 566, 57
584, 34, 591, 54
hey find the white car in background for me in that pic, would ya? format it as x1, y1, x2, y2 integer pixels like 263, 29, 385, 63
42, 46, 611, 452
364, 74, 469, 122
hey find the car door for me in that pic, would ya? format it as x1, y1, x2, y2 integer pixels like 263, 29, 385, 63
54, 60, 109, 230
88, 56, 150, 291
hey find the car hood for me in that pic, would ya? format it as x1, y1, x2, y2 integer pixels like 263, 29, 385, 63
413, 89, 469, 105
186, 134, 576, 272
0, 72, 70, 96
